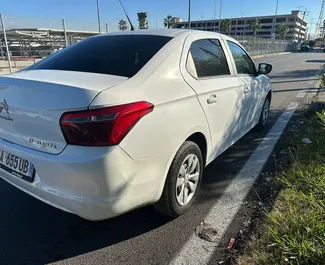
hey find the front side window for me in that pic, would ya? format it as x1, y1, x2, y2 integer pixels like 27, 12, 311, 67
187, 39, 230, 78
28, 35, 172, 78
227, 41, 256, 75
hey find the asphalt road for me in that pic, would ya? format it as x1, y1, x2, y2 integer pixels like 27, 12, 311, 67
0, 50, 324, 265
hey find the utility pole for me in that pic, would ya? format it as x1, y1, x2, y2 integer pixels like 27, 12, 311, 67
292, 6, 304, 42
297, 8, 308, 44
188, 0, 191, 29
214, 1, 217, 32
272, 0, 279, 39
315, 0, 325, 38
308, 18, 315, 40
96, 0, 101, 33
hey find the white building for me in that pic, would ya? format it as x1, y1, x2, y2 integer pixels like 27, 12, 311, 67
172, 10, 307, 41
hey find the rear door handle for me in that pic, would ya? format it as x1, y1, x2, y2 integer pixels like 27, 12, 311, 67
207, 94, 218, 104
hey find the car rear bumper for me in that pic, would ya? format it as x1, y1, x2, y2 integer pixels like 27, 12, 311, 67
0, 138, 170, 220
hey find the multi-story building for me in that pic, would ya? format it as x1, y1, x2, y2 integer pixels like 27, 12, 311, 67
172, 10, 307, 41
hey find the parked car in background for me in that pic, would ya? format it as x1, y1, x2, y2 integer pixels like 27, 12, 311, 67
300, 45, 310, 51
0, 29, 272, 220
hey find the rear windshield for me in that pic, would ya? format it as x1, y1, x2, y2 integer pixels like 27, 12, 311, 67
28, 35, 172, 78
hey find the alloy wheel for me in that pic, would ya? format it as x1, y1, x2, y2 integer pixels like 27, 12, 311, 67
175, 154, 200, 206
262, 99, 270, 126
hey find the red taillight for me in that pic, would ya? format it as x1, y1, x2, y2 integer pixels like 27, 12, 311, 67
60, 101, 154, 146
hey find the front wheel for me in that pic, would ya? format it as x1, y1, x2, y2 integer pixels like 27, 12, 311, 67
154, 141, 203, 217
256, 96, 271, 132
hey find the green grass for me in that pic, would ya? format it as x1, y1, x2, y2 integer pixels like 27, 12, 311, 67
317, 75, 325, 88
239, 112, 325, 265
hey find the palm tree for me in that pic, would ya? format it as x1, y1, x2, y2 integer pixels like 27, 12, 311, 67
139, 19, 148, 29
249, 19, 261, 36
138, 12, 149, 29
220, 19, 232, 34
276, 23, 289, 39
119, 19, 128, 31
163, 15, 173, 29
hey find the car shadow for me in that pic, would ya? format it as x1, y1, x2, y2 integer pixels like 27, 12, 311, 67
270, 69, 323, 79
271, 78, 318, 84
305, 60, 325, 63
295, 49, 323, 54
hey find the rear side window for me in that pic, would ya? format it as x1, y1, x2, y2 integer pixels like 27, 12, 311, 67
227, 41, 256, 75
187, 39, 230, 78
28, 35, 172, 78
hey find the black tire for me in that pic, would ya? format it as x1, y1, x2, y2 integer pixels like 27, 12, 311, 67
255, 95, 271, 132
154, 141, 203, 217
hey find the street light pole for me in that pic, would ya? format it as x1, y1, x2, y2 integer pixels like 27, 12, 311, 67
214, 1, 217, 32
219, 0, 222, 31
241, 12, 244, 36
272, 0, 279, 38
96, 0, 101, 33
188, 0, 191, 29
0, 13, 12, 73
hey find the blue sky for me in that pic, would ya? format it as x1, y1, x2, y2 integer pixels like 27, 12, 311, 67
1, 0, 322, 32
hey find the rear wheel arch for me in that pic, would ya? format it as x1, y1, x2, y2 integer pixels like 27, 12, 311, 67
154, 130, 209, 204
185, 132, 208, 166
154, 140, 204, 216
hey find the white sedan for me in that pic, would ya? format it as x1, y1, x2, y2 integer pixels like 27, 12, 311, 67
0, 29, 272, 220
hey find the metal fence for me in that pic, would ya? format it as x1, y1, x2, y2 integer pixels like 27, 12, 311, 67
0, 13, 117, 74
234, 35, 296, 56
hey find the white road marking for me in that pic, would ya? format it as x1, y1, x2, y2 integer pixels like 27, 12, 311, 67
170, 102, 299, 265
297, 78, 320, 98
296, 91, 306, 98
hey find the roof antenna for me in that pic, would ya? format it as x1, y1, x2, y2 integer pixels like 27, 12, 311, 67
119, 0, 135, 30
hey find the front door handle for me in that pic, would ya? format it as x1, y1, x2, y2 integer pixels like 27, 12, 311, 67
207, 94, 218, 104
244, 87, 250, 94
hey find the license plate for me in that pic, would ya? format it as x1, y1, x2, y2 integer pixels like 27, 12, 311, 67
0, 149, 35, 182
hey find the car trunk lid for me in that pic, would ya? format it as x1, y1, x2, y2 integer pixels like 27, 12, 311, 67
0, 70, 128, 154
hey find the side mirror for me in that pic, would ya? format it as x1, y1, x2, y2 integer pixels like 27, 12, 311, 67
258, 63, 272, 75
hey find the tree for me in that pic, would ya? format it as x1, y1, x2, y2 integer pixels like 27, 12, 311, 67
119, 19, 128, 31
163, 15, 173, 29
220, 19, 232, 34
249, 19, 261, 36
276, 23, 289, 39
139, 19, 148, 29
138, 12, 149, 29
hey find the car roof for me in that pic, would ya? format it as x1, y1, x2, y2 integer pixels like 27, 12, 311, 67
96, 28, 227, 39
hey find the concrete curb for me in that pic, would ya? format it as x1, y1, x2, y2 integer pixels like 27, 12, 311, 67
252, 52, 291, 59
